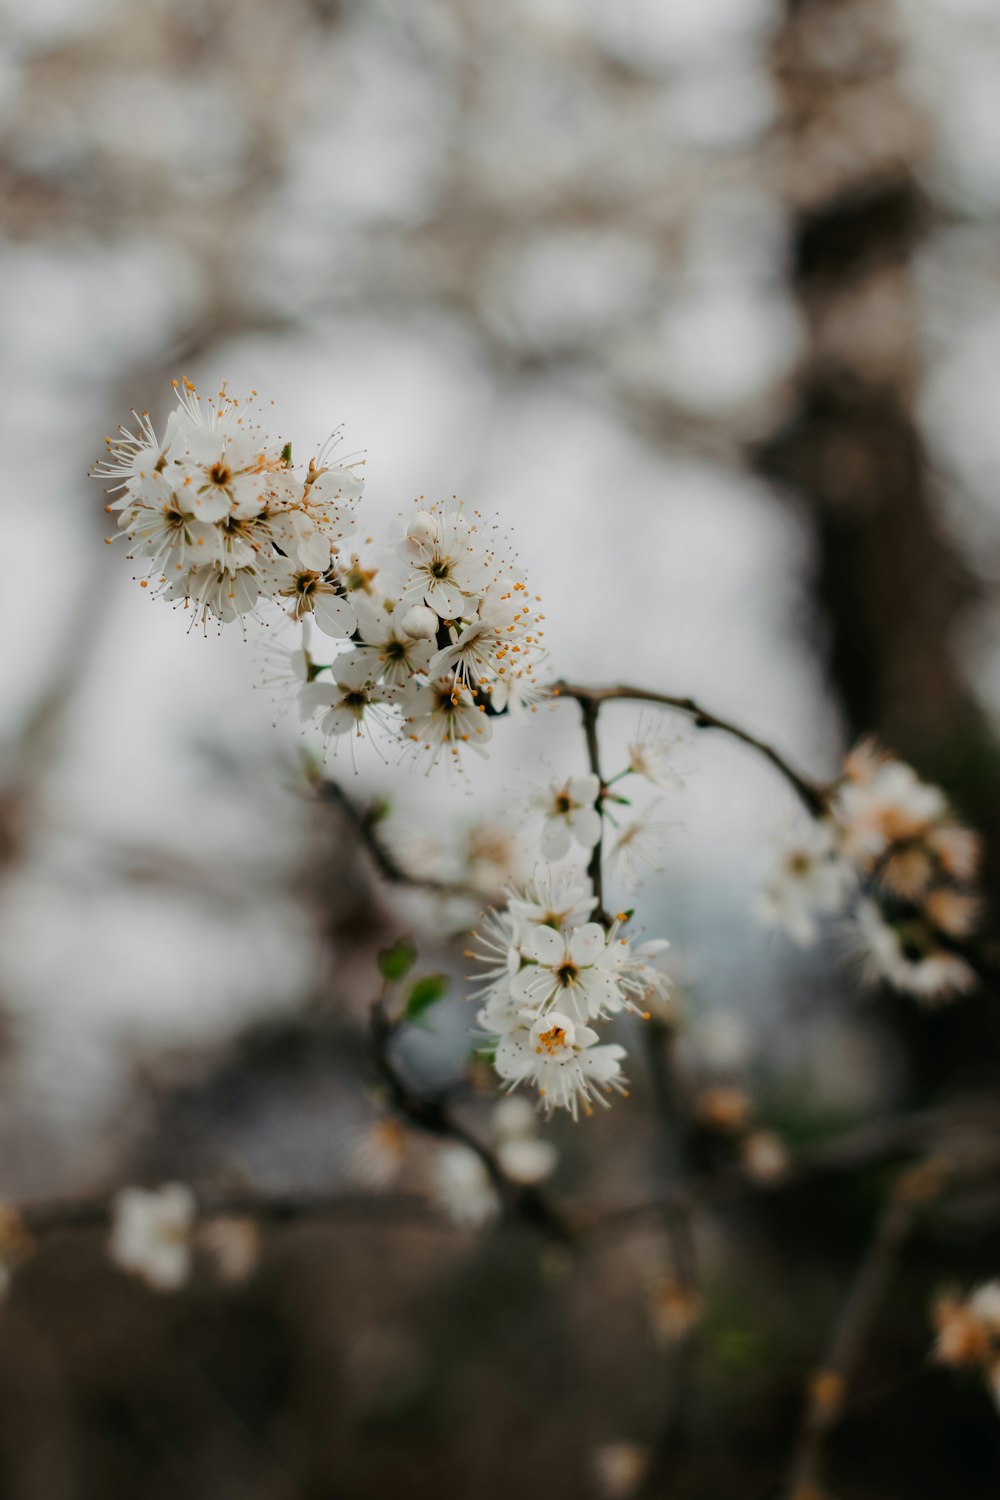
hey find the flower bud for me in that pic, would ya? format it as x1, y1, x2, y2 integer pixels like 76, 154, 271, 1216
400, 604, 438, 640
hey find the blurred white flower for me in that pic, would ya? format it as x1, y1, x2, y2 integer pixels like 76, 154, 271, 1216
626, 716, 684, 789
852, 900, 976, 1004
934, 1281, 1000, 1413
492, 1095, 558, 1184
740, 1129, 790, 1185
200, 1217, 260, 1284
109, 1184, 195, 1292
834, 746, 948, 864
432, 1145, 498, 1228
592, 1443, 649, 1500
756, 820, 853, 947
608, 803, 673, 891
349, 1118, 410, 1190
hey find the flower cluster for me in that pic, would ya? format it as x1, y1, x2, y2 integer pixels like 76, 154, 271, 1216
95, 381, 547, 767
468, 870, 670, 1118
759, 741, 980, 1003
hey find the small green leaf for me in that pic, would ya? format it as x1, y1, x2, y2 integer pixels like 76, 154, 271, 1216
378, 937, 417, 983
281, 440, 293, 467
403, 973, 450, 1021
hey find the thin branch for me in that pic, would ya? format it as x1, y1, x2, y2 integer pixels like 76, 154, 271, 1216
21, 1189, 448, 1237
783, 1177, 922, 1500
318, 779, 483, 899
634, 1021, 702, 1495
550, 681, 829, 817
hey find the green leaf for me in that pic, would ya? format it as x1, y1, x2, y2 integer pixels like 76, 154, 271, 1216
403, 973, 450, 1021
378, 937, 418, 983
281, 441, 293, 467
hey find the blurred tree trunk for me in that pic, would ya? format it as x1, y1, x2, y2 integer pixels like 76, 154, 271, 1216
756, 0, 1000, 1082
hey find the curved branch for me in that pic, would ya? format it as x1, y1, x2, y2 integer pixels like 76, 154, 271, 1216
549, 681, 830, 817
318, 779, 484, 899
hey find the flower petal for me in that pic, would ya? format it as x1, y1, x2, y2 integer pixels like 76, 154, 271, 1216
521, 925, 566, 966
568, 807, 602, 849
540, 819, 571, 861
569, 923, 607, 967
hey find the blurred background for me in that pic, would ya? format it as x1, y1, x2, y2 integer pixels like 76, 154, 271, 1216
2, 0, 1000, 1494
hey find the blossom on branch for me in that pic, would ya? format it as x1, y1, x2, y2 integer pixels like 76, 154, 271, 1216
109, 1184, 196, 1292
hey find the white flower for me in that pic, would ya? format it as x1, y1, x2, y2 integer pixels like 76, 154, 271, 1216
117, 496, 219, 576
428, 578, 543, 695
852, 899, 976, 1004
506, 869, 598, 933
432, 1145, 498, 1228
165, 396, 280, 522
609, 936, 673, 1018
509, 922, 633, 1024
757, 820, 854, 947
608, 803, 673, 891
352, 597, 435, 689
109, 1184, 195, 1292
299, 653, 396, 742
626, 716, 684, 789
491, 1008, 628, 1121
393, 502, 495, 617
163, 561, 263, 626
95, 409, 173, 506
399, 677, 492, 766
529, 772, 602, 860
261, 556, 357, 637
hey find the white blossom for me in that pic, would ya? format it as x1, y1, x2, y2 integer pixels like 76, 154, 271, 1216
757, 820, 854, 947
834, 752, 948, 864
432, 1145, 498, 1228
491, 1008, 628, 1121
626, 716, 684, 789
528, 772, 602, 860
298, 653, 396, 745
399, 678, 493, 767
608, 803, 673, 891
506, 921, 636, 1025
492, 1095, 558, 1184
109, 1184, 195, 1292
852, 899, 976, 1004
352, 597, 435, 688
